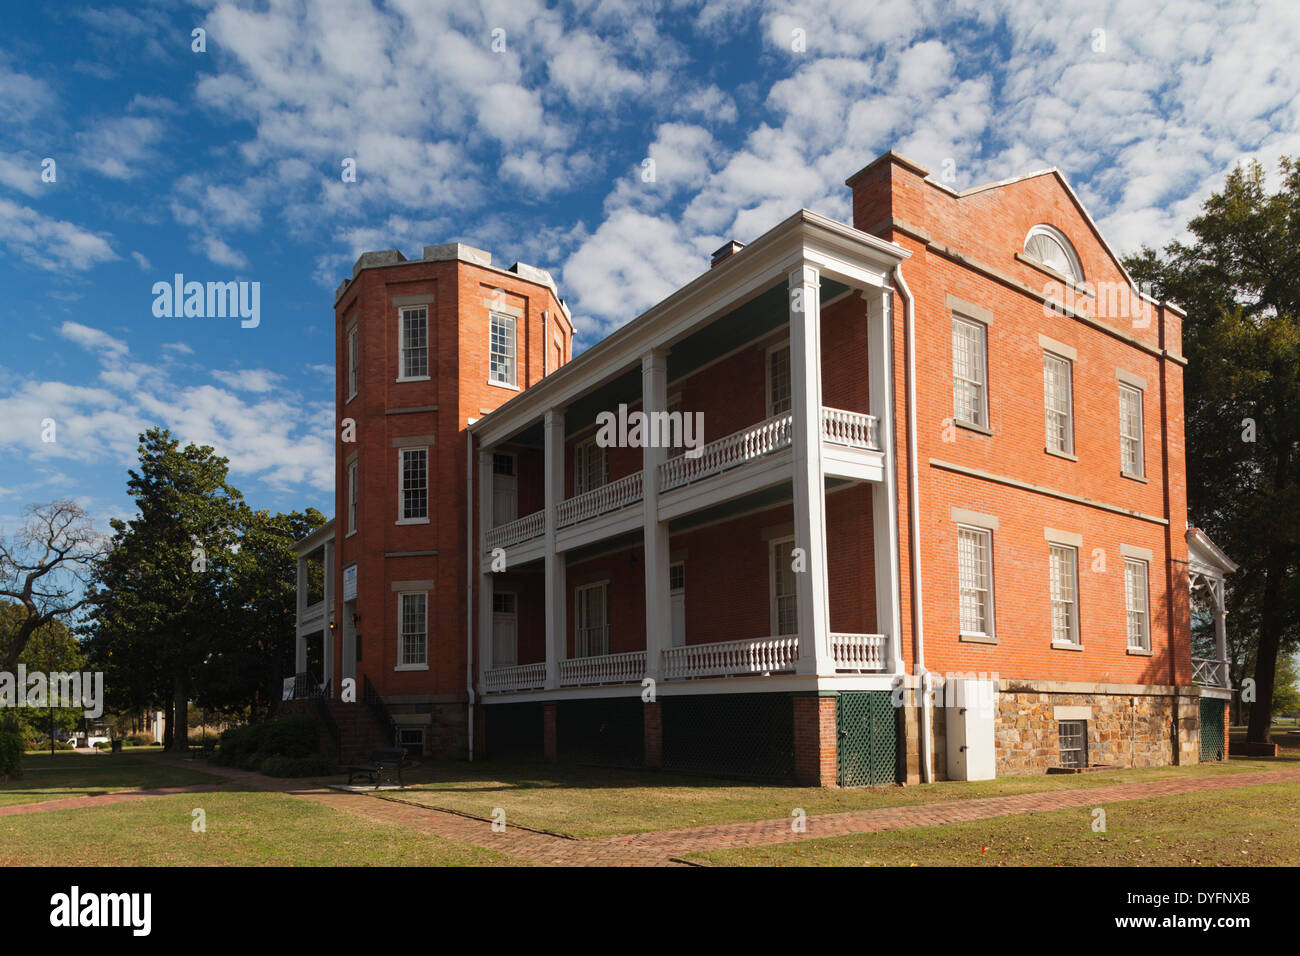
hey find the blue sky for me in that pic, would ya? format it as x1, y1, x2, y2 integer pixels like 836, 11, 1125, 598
1, 0, 1298, 536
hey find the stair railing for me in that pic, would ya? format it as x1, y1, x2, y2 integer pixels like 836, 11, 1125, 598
363, 675, 399, 747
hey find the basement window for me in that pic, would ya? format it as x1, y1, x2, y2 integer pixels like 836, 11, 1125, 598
1058, 720, 1088, 768
397, 726, 425, 757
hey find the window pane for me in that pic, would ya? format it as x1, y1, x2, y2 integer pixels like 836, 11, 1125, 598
402, 449, 428, 519
490, 313, 516, 385
400, 593, 426, 665
1125, 559, 1149, 649
952, 318, 986, 426
1049, 545, 1078, 644
769, 346, 791, 416
401, 308, 428, 378
958, 527, 990, 635
1120, 386, 1143, 475
1044, 353, 1072, 453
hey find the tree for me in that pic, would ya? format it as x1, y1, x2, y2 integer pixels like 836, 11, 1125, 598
0, 602, 86, 742
196, 506, 325, 720
0, 501, 104, 671
84, 428, 243, 752
1126, 156, 1300, 744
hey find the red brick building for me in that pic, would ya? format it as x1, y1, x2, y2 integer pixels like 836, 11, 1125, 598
293, 153, 1235, 784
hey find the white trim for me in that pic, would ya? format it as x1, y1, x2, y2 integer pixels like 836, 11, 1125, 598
397, 446, 429, 523
397, 304, 430, 382
346, 319, 359, 402
1048, 542, 1080, 647
1024, 223, 1084, 283
1042, 349, 1074, 456
346, 461, 358, 537
765, 340, 792, 419
488, 311, 518, 388
397, 590, 428, 668
956, 524, 995, 639
768, 535, 797, 638
951, 313, 989, 429
1119, 383, 1145, 478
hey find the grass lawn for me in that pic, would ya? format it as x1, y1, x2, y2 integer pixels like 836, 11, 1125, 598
0, 751, 221, 808
687, 781, 1300, 866
367, 750, 1300, 839
0, 790, 510, 866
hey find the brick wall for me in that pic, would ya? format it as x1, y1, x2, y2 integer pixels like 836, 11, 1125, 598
793, 695, 837, 787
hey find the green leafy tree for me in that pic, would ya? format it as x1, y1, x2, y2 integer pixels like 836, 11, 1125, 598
1126, 156, 1300, 744
85, 428, 243, 752
196, 506, 325, 720
0, 604, 86, 741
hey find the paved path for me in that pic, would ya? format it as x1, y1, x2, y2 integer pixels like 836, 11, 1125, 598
8, 757, 1299, 866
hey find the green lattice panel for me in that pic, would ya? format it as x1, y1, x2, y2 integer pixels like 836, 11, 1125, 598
836, 691, 898, 788
1200, 697, 1225, 762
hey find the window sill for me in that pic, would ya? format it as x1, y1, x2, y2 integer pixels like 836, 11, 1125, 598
1051, 640, 1084, 652
395, 517, 430, 526
394, 664, 428, 672
1121, 470, 1148, 483
1045, 447, 1077, 462
1126, 646, 1153, 657
487, 379, 521, 391
396, 376, 431, 383
959, 632, 998, 644
345, 529, 357, 539
955, 419, 993, 437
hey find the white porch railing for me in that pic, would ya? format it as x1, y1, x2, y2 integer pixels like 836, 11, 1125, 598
484, 662, 548, 693
1192, 657, 1229, 688
830, 633, 887, 671
821, 407, 880, 450
556, 472, 644, 528
662, 636, 799, 680
559, 650, 647, 687
485, 508, 545, 551
659, 412, 793, 493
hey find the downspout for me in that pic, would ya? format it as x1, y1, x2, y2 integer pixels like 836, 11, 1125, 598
894, 263, 932, 784
466, 424, 476, 762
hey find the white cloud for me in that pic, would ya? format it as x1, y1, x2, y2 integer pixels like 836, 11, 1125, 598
75, 115, 166, 180
211, 369, 283, 393
0, 198, 116, 271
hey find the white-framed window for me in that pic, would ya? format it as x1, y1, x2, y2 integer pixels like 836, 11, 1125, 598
347, 461, 358, 536
397, 591, 427, 668
398, 306, 428, 380
766, 343, 792, 418
1025, 224, 1084, 284
1119, 384, 1145, 477
770, 536, 798, 636
1125, 558, 1150, 651
1049, 544, 1079, 646
347, 323, 359, 401
492, 452, 517, 526
952, 316, 988, 428
1058, 719, 1088, 768
669, 560, 686, 648
398, 447, 428, 522
1043, 351, 1074, 455
492, 591, 517, 667
957, 526, 994, 637
573, 436, 608, 495
489, 312, 516, 387
574, 581, 609, 657
397, 726, 425, 755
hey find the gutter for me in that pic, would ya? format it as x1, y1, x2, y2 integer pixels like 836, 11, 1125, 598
894, 263, 932, 784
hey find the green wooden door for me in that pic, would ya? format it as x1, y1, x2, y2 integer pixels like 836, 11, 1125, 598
1199, 698, 1225, 762
836, 691, 899, 787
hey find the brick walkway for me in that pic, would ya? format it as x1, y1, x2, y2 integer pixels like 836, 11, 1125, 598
0, 783, 225, 817
10, 756, 1300, 866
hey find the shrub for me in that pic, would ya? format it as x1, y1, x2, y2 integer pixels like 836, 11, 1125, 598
93, 740, 111, 750
26, 738, 74, 752
0, 716, 23, 779
214, 716, 320, 771
187, 728, 220, 746
258, 755, 335, 777
125, 732, 155, 746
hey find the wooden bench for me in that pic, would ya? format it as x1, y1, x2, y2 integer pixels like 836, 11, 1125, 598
346, 747, 407, 788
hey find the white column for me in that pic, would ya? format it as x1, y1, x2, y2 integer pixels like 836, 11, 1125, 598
294, 556, 307, 672
322, 540, 335, 695
478, 448, 495, 690
789, 263, 833, 675
867, 287, 904, 673
1213, 579, 1229, 687
544, 409, 566, 689
642, 350, 670, 684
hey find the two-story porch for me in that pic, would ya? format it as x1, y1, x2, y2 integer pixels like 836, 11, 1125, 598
471, 211, 909, 715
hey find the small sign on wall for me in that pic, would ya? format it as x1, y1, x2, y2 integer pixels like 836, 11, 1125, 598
282, 677, 296, 701
343, 564, 357, 602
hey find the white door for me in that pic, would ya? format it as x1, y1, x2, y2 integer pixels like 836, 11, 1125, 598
669, 562, 685, 647
492, 454, 517, 526
575, 582, 609, 657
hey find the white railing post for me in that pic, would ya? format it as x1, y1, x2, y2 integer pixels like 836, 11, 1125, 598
789, 263, 833, 675
544, 408, 565, 690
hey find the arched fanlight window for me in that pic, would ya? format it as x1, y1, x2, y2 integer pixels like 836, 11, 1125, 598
1024, 224, 1083, 283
